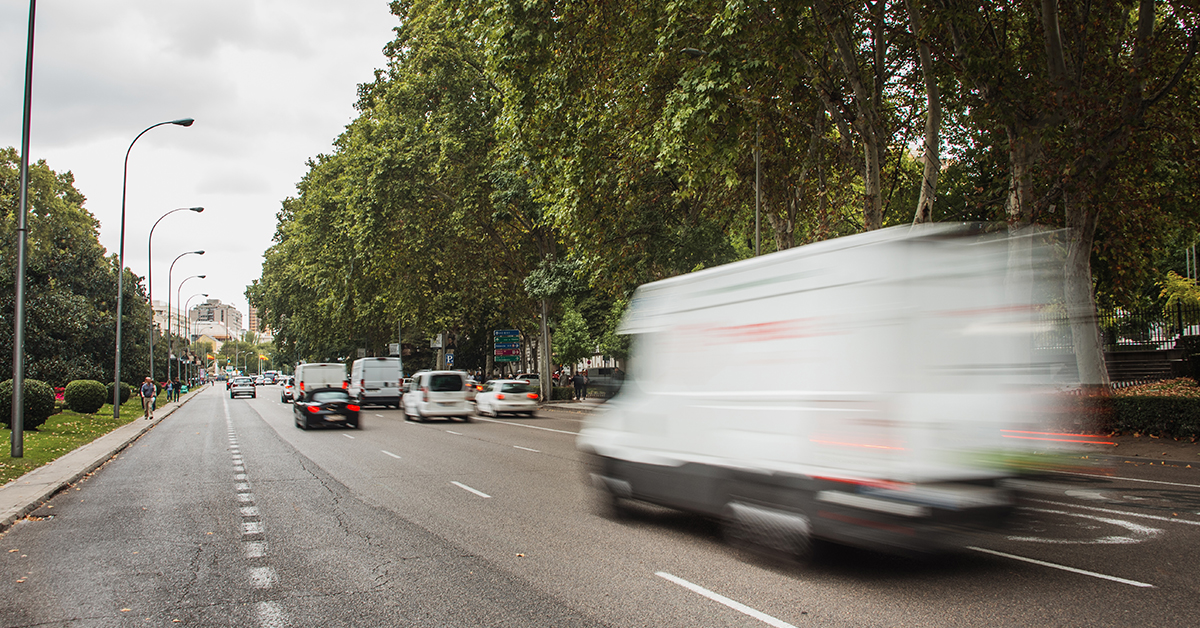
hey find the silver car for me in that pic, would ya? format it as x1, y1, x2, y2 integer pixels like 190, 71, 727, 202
229, 376, 256, 399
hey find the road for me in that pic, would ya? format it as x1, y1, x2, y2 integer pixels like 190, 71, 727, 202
2, 384, 1199, 627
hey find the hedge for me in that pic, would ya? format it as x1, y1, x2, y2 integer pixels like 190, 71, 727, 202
107, 381, 133, 406
551, 386, 575, 401
1071, 379, 1200, 438
0, 378, 57, 430
64, 379, 108, 414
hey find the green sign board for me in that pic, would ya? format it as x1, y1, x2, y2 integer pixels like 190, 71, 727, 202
494, 355, 520, 362
494, 336, 520, 344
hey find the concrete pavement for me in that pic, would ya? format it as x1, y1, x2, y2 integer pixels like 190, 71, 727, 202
0, 385, 206, 531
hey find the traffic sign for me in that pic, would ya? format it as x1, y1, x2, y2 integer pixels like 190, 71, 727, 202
494, 349, 520, 356
493, 342, 519, 349
446, 353, 454, 365
493, 336, 519, 344
494, 329, 520, 336
494, 355, 519, 362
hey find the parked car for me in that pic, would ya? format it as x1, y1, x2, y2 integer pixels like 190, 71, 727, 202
474, 380, 539, 417
515, 372, 540, 388
280, 377, 296, 403
347, 357, 403, 408
293, 388, 360, 429
403, 370, 471, 422
229, 377, 256, 399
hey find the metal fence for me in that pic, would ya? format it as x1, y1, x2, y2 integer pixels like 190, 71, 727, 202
1034, 303, 1200, 352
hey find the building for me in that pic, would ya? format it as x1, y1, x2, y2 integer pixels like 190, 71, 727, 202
190, 298, 243, 341
151, 300, 189, 341
247, 306, 274, 342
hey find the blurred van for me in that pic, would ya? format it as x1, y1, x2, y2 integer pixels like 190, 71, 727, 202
577, 224, 1070, 557
348, 357, 403, 408
293, 363, 347, 402
403, 370, 471, 422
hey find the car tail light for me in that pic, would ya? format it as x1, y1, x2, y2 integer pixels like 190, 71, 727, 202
346, 404, 360, 412
359, 379, 365, 389
527, 393, 538, 399
342, 381, 349, 389
306, 405, 319, 413
299, 382, 305, 392
496, 393, 505, 400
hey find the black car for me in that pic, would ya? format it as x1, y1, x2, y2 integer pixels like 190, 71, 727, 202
293, 388, 360, 430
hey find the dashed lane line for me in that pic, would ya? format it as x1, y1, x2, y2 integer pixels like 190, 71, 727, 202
451, 481, 491, 498
1055, 470, 1200, 489
381, 450, 402, 459
656, 572, 798, 628
513, 445, 541, 453
343, 434, 355, 439
966, 546, 1155, 588
471, 415, 579, 435
1028, 498, 1200, 527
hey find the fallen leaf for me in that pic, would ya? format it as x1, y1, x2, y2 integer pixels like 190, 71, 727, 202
516, 553, 525, 557
7, 549, 16, 553
120, 608, 131, 612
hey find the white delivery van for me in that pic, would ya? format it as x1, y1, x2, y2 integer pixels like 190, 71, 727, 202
403, 370, 471, 422
348, 357, 403, 408
293, 363, 347, 402
577, 224, 1071, 557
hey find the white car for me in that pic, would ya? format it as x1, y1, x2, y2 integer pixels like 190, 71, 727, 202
280, 377, 295, 403
474, 379, 539, 417
403, 370, 471, 422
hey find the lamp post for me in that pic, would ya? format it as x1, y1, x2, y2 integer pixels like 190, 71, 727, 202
147, 207, 203, 385
112, 117, 194, 418
169, 271, 205, 383
183, 291, 208, 380
11, 0, 36, 457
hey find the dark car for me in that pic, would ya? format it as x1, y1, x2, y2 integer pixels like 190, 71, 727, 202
294, 388, 360, 430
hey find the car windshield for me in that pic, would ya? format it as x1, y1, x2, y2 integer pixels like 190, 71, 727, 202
234, 378, 252, 384
429, 374, 463, 392
501, 382, 534, 393
310, 391, 349, 402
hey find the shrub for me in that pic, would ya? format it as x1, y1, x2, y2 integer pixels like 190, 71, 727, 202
64, 379, 108, 414
551, 386, 575, 401
0, 378, 57, 430
107, 381, 133, 406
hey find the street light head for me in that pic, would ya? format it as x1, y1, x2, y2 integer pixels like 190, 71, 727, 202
198, 274, 207, 279
172, 118, 195, 127
189, 207, 204, 213
194, 250, 206, 255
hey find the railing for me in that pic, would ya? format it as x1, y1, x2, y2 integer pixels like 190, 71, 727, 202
1035, 303, 1200, 352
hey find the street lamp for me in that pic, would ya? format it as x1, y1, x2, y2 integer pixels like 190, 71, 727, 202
11, 0, 37, 457
170, 271, 205, 383
147, 207, 203, 384
183, 291, 208, 380
112, 117, 194, 418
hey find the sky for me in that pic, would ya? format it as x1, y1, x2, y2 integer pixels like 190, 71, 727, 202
0, 0, 397, 328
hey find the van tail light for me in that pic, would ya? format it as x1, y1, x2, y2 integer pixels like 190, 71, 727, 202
299, 382, 305, 392
346, 404, 360, 412
359, 379, 365, 389
496, 393, 505, 400
527, 393, 538, 400
422, 387, 428, 402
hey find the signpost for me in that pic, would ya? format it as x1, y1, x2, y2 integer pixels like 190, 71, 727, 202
494, 329, 521, 365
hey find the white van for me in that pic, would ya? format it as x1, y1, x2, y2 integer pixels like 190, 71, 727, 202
403, 370, 471, 422
577, 224, 1071, 557
348, 357, 403, 408
293, 363, 347, 402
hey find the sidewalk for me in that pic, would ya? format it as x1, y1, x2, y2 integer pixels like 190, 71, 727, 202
0, 385, 206, 531
540, 398, 606, 413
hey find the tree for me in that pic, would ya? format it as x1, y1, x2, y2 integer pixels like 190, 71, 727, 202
553, 301, 593, 373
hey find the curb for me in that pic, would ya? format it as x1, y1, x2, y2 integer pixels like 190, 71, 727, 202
0, 386, 205, 532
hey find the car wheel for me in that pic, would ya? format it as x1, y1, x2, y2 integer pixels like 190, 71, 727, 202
251, 393, 256, 398
229, 393, 234, 399
525, 411, 535, 418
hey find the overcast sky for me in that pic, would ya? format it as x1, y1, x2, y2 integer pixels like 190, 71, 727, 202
0, 0, 397, 327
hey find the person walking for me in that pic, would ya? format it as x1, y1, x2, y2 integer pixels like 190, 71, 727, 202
140, 377, 157, 420
172, 377, 182, 402
571, 371, 585, 401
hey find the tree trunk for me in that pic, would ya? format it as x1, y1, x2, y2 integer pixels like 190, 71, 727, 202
907, 0, 940, 224
1064, 194, 1110, 387
540, 297, 551, 401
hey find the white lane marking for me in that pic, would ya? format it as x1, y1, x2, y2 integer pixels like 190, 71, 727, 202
1029, 498, 1200, 526
381, 450, 402, 459
472, 416, 579, 435
235, 473, 247, 481
1010, 507, 1162, 544
236, 483, 251, 492
243, 521, 264, 535
240, 506, 260, 518
244, 541, 267, 559
255, 601, 287, 628
451, 481, 491, 498
375, 414, 384, 417
1056, 470, 1200, 489
248, 566, 277, 589
234, 466, 245, 472
446, 430, 462, 435
237, 493, 253, 503
513, 445, 541, 453
656, 572, 797, 628
967, 546, 1155, 588
343, 434, 355, 439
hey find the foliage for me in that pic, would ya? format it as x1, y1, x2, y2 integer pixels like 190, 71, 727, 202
63, 379, 107, 414
551, 386, 575, 401
553, 301, 593, 370
0, 395, 147, 485
0, 378, 57, 430
107, 381, 132, 406
1159, 271, 1200, 312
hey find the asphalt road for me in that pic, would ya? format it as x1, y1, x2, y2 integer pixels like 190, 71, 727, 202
2, 385, 1199, 627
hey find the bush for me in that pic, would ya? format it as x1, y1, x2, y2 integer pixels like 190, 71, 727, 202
0, 378, 57, 430
551, 386, 575, 401
1070, 379, 1200, 438
107, 381, 133, 406
64, 379, 108, 414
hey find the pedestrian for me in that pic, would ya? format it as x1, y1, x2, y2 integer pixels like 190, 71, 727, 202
572, 371, 585, 401
581, 369, 589, 400
172, 377, 182, 402
140, 377, 156, 420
